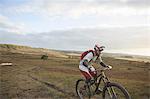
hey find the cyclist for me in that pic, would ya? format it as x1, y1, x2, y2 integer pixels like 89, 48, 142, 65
79, 44, 112, 93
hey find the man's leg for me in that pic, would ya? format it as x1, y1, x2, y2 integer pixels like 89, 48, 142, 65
79, 65, 92, 82
89, 65, 102, 94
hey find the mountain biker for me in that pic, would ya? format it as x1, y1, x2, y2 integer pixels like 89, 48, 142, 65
79, 44, 112, 93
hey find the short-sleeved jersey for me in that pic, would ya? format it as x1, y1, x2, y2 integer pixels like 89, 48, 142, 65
80, 51, 102, 66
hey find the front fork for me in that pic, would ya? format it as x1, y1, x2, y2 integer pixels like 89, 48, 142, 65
101, 72, 117, 99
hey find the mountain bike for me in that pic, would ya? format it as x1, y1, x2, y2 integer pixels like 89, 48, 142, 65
76, 67, 131, 99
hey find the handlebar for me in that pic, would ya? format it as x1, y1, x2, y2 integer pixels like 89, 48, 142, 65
96, 65, 112, 73
101, 67, 112, 71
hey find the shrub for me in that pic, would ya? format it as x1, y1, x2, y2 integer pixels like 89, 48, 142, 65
41, 55, 48, 60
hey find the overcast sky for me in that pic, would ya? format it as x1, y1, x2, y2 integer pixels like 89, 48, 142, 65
0, 0, 150, 56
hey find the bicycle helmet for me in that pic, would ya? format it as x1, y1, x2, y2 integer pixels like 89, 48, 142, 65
94, 44, 104, 56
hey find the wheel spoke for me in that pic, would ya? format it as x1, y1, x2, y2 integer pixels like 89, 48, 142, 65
76, 79, 91, 99
103, 83, 131, 99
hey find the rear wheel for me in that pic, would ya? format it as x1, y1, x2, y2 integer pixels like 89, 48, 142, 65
102, 82, 131, 99
76, 79, 91, 99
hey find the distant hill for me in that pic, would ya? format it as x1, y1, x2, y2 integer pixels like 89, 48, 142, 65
0, 44, 68, 58
103, 52, 150, 62
0, 44, 149, 62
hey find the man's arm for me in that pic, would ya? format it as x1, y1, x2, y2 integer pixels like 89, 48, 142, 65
82, 52, 93, 68
100, 61, 107, 67
83, 59, 92, 71
83, 59, 89, 67
98, 56, 108, 67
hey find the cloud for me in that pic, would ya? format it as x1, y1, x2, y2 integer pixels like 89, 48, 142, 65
0, 0, 149, 55
1, 0, 149, 19
0, 14, 29, 34
0, 26, 149, 51
0, 0, 148, 33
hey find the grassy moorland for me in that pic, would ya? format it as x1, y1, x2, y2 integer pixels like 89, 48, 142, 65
0, 44, 149, 99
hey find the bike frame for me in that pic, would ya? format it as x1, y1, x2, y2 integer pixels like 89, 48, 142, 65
94, 70, 117, 98
76, 67, 130, 99
94, 70, 108, 91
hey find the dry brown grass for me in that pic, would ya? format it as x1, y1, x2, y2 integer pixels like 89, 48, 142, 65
0, 51, 149, 99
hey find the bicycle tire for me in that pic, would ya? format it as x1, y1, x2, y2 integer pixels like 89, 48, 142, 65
76, 79, 91, 99
102, 82, 131, 99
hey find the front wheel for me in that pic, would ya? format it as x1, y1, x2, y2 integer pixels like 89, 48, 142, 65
102, 82, 131, 99
76, 79, 91, 99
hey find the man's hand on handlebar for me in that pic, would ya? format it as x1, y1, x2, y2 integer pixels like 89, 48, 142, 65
100, 65, 112, 71
100, 62, 112, 70
106, 65, 112, 69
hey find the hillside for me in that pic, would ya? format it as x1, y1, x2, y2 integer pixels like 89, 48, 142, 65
1, 44, 150, 62
0, 44, 68, 58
